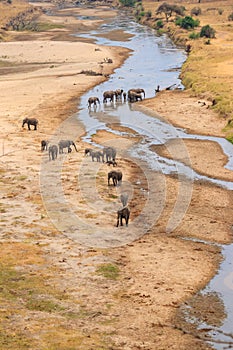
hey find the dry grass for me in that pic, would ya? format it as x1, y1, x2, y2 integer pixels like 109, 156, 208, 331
0, 242, 113, 349
141, 0, 233, 139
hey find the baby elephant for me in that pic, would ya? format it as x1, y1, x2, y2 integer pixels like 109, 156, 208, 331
22, 117, 38, 130
108, 170, 122, 186
106, 160, 117, 167
84, 148, 92, 156
117, 206, 130, 227
49, 145, 58, 161
91, 150, 104, 162
41, 140, 49, 151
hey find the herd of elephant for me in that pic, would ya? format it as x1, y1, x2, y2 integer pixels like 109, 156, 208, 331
40, 139, 78, 160
22, 116, 130, 226
88, 87, 145, 109
85, 146, 130, 227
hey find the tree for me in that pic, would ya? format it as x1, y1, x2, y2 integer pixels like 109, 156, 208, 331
200, 25, 215, 38
156, 2, 185, 22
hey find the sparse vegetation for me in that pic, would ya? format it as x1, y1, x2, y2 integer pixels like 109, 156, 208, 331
119, 0, 136, 7
96, 263, 120, 280
189, 31, 200, 39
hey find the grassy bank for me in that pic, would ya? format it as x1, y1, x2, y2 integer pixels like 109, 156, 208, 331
135, 0, 233, 141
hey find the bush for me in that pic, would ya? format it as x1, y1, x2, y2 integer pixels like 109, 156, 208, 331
175, 16, 200, 29
146, 10, 152, 18
218, 8, 223, 15
228, 12, 233, 21
189, 31, 200, 39
156, 20, 164, 29
119, 0, 136, 7
200, 25, 215, 38
191, 7, 201, 16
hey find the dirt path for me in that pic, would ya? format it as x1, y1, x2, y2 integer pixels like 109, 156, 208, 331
0, 3, 233, 350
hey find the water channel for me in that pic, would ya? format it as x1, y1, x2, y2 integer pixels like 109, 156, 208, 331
71, 10, 233, 349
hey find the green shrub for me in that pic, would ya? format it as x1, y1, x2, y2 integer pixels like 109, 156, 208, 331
191, 7, 201, 16
200, 25, 215, 38
189, 31, 200, 39
156, 19, 164, 29
175, 16, 199, 29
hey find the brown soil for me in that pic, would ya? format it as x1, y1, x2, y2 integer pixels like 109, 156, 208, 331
0, 1, 233, 350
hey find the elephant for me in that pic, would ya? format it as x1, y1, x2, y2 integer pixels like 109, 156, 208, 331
116, 206, 130, 227
91, 150, 104, 162
115, 89, 124, 100
49, 145, 58, 161
22, 117, 38, 130
123, 92, 127, 102
41, 140, 49, 151
108, 170, 122, 186
127, 90, 143, 103
120, 193, 129, 207
129, 88, 145, 98
84, 148, 92, 156
103, 90, 115, 103
106, 160, 117, 167
58, 140, 78, 154
88, 96, 100, 109
103, 146, 117, 162
116, 192, 130, 226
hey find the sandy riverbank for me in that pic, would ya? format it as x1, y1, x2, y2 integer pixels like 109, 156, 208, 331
0, 2, 233, 350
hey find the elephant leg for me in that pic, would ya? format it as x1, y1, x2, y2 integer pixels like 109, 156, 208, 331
120, 215, 123, 226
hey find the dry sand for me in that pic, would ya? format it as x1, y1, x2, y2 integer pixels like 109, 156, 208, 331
0, 3, 233, 349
